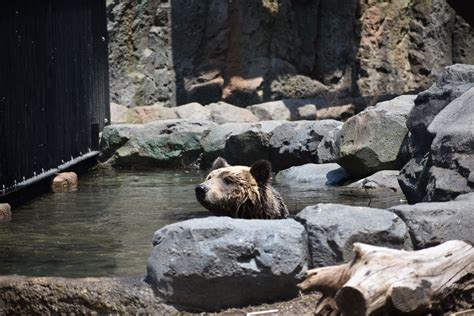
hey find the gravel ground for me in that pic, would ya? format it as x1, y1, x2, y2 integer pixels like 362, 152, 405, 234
179, 292, 323, 315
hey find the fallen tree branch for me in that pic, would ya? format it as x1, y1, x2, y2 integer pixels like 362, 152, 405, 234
298, 240, 474, 315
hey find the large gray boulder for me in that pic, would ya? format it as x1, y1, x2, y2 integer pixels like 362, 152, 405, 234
389, 193, 474, 249
337, 95, 416, 178
406, 64, 474, 155
399, 64, 474, 203
200, 121, 282, 168
425, 87, 474, 200
270, 120, 342, 171
99, 119, 216, 168
205, 102, 259, 124
147, 217, 308, 311
247, 99, 317, 121
295, 204, 412, 267
275, 163, 351, 188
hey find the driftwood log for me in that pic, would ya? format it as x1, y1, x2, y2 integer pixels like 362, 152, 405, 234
298, 240, 474, 315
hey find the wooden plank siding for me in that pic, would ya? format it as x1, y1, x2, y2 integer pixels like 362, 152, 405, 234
0, 0, 109, 202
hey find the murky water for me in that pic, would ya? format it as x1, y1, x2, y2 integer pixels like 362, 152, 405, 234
0, 168, 405, 277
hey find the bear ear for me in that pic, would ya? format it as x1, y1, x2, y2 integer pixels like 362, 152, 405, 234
211, 157, 230, 170
250, 160, 272, 185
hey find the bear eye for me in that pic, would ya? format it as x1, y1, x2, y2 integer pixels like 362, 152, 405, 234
223, 176, 233, 185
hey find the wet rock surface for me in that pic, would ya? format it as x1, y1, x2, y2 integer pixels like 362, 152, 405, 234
295, 203, 413, 268
389, 193, 474, 249
337, 95, 416, 178
147, 217, 308, 311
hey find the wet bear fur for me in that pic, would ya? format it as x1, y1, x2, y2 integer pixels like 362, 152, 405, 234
195, 157, 289, 219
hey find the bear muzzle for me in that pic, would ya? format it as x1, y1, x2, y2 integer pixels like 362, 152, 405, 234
195, 184, 209, 202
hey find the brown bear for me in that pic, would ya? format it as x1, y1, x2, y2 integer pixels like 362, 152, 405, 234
195, 157, 289, 219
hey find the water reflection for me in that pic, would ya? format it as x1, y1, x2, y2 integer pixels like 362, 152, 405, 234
0, 168, 404, 277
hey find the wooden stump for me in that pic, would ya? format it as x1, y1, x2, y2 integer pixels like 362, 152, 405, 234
298, 240, 474, 315
51, 172, 78, 193
0, 203, 12, 222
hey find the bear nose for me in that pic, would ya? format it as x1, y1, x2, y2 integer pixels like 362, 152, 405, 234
195, 184, 209, 199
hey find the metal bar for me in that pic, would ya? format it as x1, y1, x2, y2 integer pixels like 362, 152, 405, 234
1, 151, 98, 197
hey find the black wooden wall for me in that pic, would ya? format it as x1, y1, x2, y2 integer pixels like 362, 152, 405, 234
0, 0, 109, 196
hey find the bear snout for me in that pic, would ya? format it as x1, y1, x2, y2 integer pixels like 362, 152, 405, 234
195, 184, 209, 201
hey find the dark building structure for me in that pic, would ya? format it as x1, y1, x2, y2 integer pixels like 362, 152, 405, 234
0, 0, 109, 205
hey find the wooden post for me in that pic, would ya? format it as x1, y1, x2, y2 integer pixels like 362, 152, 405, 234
0, 203, 11, 222
51, 172, 78, 193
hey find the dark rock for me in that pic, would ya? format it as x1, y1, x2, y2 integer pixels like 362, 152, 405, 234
389, 192, 474, 249
270, 120, 342, 171
337, 95, 416, 178
398, 156, 431, 203
224, 130, 272, 166
295, 203, 412, 267
200, 121, 282, 168
424, 87, 474, 200
447, 1, 474, 27
275, 163, 351, 188
99, 119, 216, 168
147, 217, 308, 311
406, 65, 474, 154
0, 276, 176, 314
399, 64, 474, 203
452, 15, 474, 64
424, 167, 472, 201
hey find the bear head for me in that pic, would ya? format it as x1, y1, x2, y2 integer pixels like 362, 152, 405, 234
195, 157, 288, 219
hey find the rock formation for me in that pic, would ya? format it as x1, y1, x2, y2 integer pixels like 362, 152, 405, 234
106, 0, 474, 108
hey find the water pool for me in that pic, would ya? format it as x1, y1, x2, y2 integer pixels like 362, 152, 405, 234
0, 168, 405, 277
